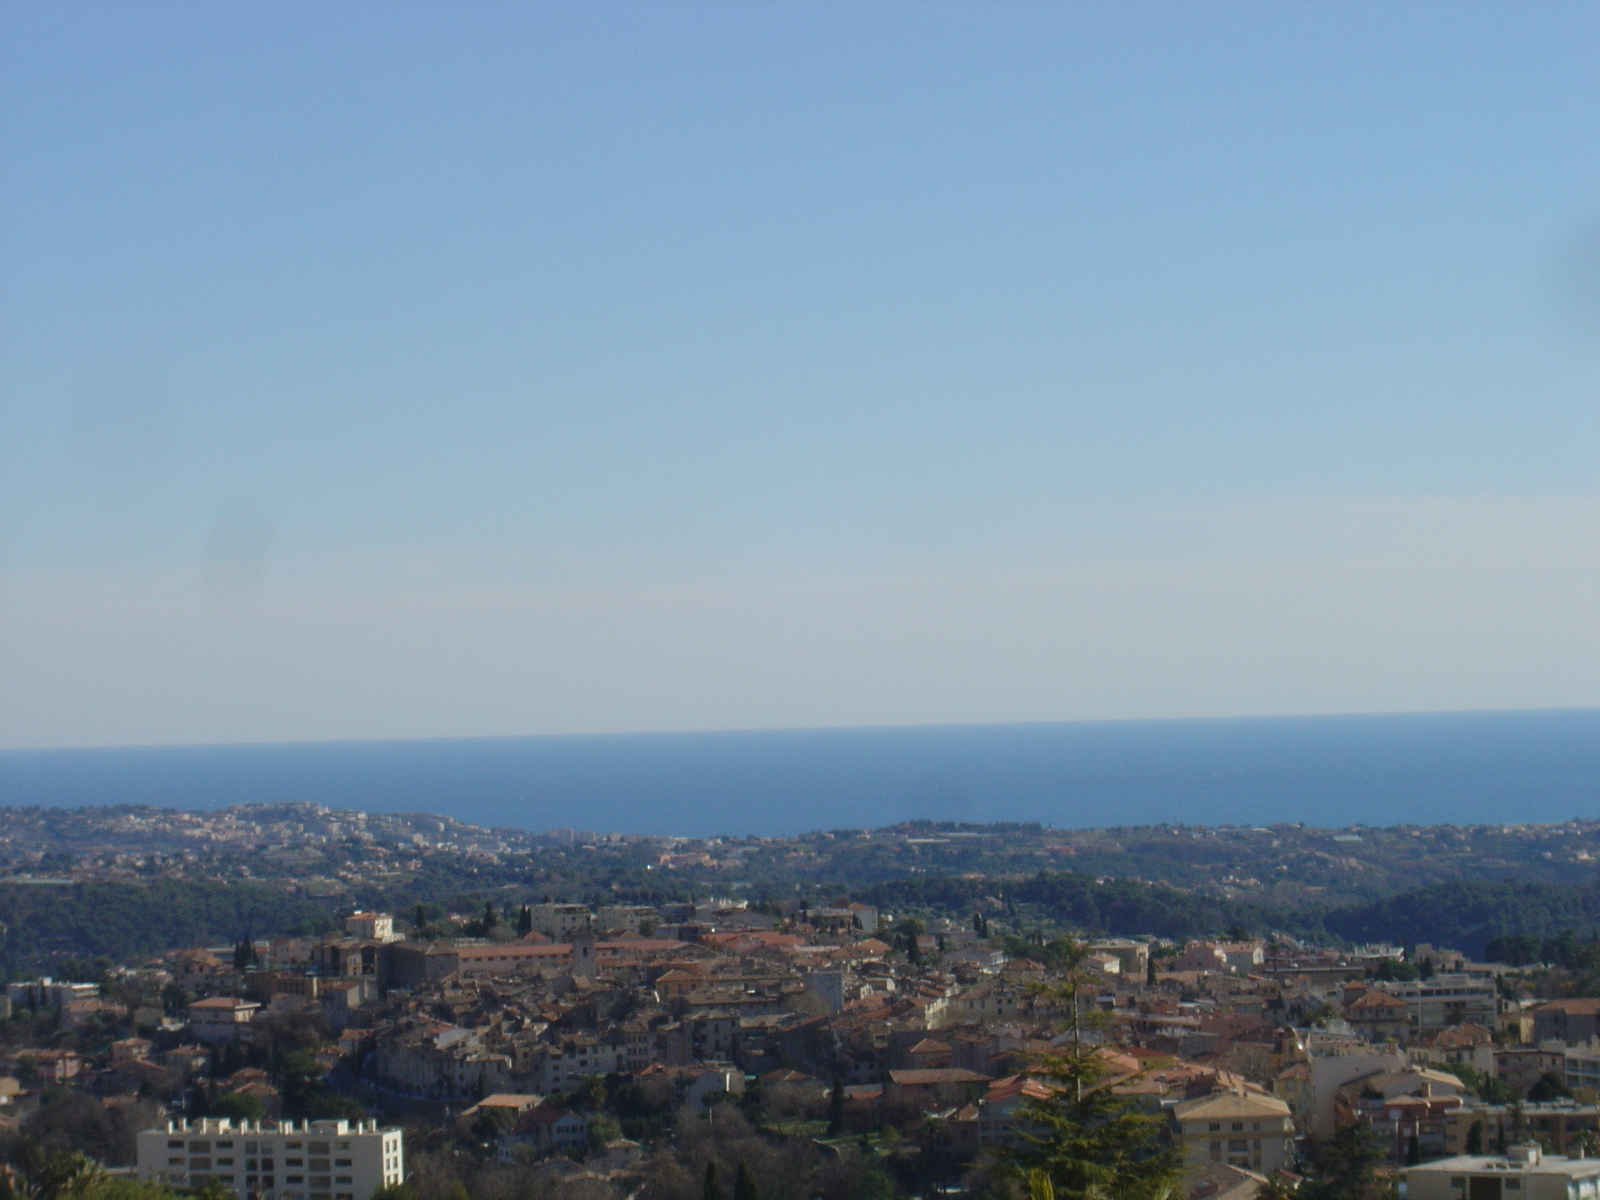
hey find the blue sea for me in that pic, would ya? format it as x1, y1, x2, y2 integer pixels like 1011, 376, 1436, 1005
2, 709, 1600, 837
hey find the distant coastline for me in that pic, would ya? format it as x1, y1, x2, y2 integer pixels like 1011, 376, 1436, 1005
4, 708, 1599, 837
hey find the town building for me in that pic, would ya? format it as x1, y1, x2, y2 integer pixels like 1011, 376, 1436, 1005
136, 1117, 403, 1200
187, 997, 261, 1044
1170, 1089, 1295, 1175
1403, 1144, 1600, 1200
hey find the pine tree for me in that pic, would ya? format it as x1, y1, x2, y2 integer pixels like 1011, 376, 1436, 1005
1008, 941, 1181, 1200
1302, 1121, 1386, 1200
414, 903, 426, 933
703, 1160, 724, 1200
733, 1159, 759, 1200
517, 906, 533, 936
1146, 956, 1157, 987
1466, 1121, 1484, 1155
1007, 1037, 1180, 1200
483, 901, 496, 930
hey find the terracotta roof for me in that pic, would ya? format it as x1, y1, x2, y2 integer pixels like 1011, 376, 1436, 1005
1173, 1090, 1292, 1120
888, 1068, 990, 1086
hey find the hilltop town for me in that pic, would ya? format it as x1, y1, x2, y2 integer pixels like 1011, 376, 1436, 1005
4, 805, 1600, 1198
6, 881, 1600, 1200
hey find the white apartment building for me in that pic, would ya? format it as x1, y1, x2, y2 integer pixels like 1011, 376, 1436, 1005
1170, 1090, 1296, 1176
527, 904, 595, 938
343, 913, 397, 943
7, 978, 99, 1009
596, 905, 659, 935
1377, 976, 1499, 1036
187, 996, 261, 1044
137, 1117, 402, 1200
1404, 1144, 1600, 1200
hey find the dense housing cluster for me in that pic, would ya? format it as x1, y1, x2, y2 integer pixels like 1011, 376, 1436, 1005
3, 804, 1600, 1200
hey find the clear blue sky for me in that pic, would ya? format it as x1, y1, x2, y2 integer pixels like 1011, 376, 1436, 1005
5, 1, 1600, 749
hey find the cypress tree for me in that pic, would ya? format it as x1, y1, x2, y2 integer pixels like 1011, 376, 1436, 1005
733, 1159, 759, 1200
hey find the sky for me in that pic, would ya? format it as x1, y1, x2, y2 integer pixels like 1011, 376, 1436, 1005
5, 1, 1600, 750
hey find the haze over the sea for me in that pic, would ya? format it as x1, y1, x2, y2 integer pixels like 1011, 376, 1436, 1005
3, 709, 1598, 839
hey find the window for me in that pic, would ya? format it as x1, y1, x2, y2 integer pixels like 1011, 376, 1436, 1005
1232, 1123, 1244, 1133
1210, 1124, 1221, 1132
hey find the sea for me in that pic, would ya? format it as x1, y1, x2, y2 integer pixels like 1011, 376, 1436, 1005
2, 708, 1600, 838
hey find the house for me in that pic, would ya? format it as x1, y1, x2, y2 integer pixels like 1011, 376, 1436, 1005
460, 1094, 543, 1126
1187, 1162, 1272, 1200
1307, 1050, 1409, 1138
1496, 1048, 1567, 1098
1534, 1000, 1600, 1047
62, 997, 126, 1029
1409, 1024, 1497, 1075
683, 1065, 745, 1110
1344, 989, 1410, 1044
1170, 1089, 1296, 1175
906, 1039, 955, 1070
111, 1038, 154, 1064
499, 1107, 590, 1161
978, 1076, 1058, 1148
1091, 939, 1151, 977
344, 912, 398, 943
19, 1049, 82, 1082
1332, 1074, 1463, 1162
1442, 1103, 1600, 1158
171, 950, 230, 994
886, 1068, 991, 1109
1404, 1144, 1600, 1200
186, 997, 261, 1044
